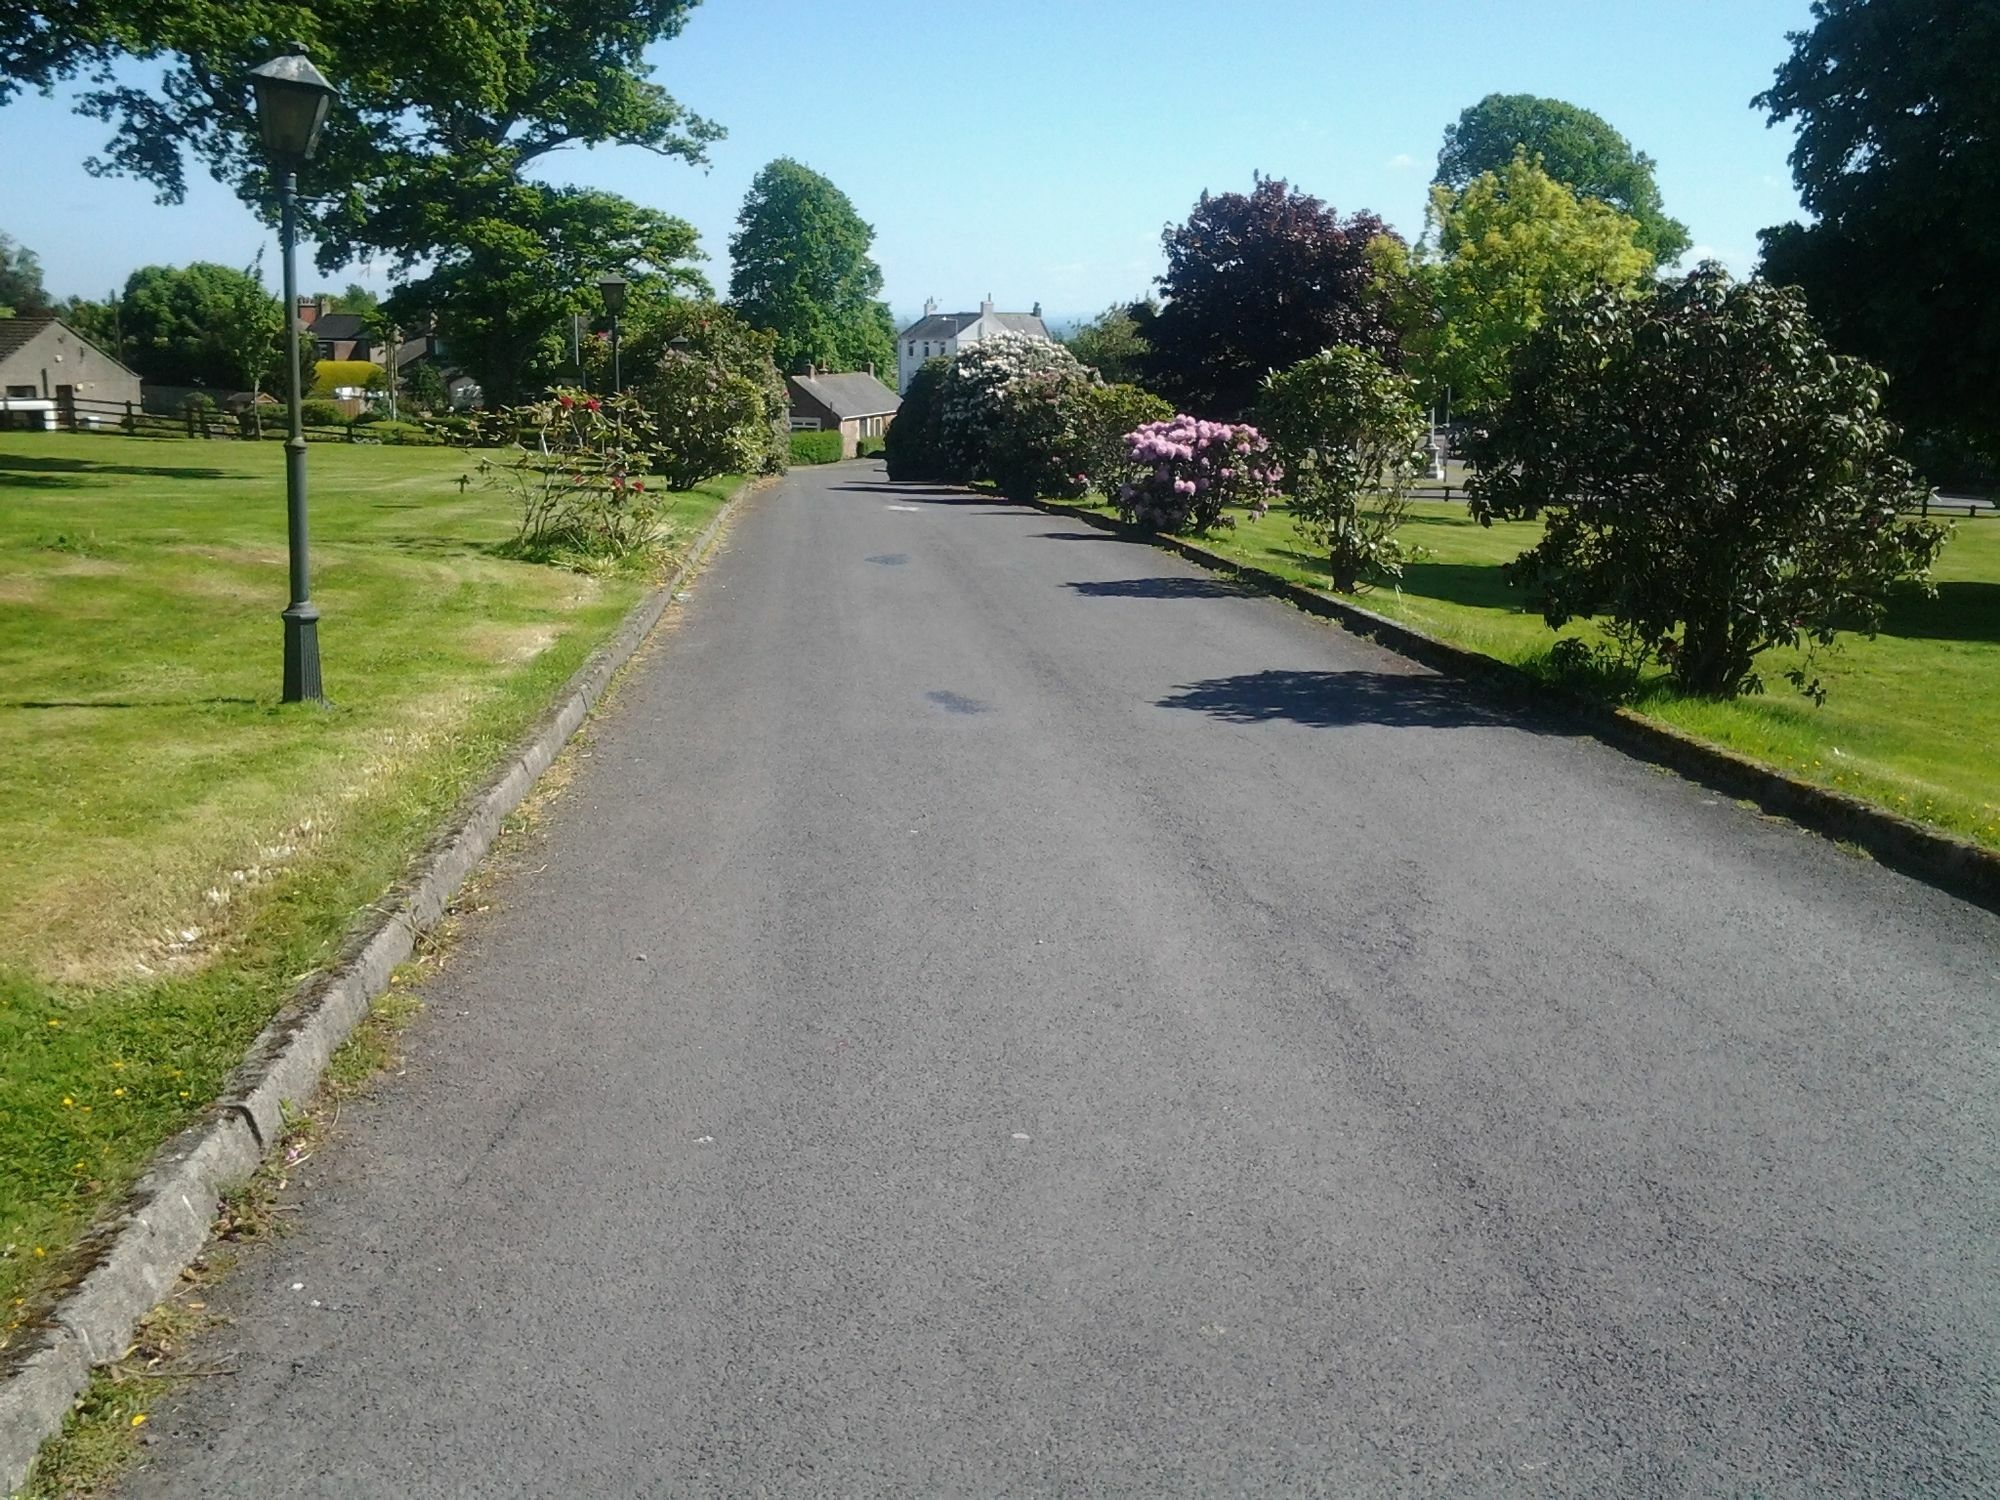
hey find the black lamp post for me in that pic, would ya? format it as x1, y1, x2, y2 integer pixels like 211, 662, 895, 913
248, 41, 337, 704
597, 272, 628, 395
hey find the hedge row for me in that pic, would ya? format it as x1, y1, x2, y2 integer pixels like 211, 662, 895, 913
789, 429, 845, 464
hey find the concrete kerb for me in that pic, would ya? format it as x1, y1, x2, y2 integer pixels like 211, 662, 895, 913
0, 478, 763, 1495
1016, 494, 2000, 916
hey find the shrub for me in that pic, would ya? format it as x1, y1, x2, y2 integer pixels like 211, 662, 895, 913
789, 429, 844, 464
1070, 383, 1173, 497
299, 398, 345, 428
884, 358, 950, 480
1116, 417, 1281, 534
311, 359, 387, 396
477, 388, 666, 564
1468, 264, 1949, 700
858, 434, 886, 458
938, 332, 1086, 480
991, 371, 1093, 502
1260, 347, 1429, 591
619, 301, 790, 480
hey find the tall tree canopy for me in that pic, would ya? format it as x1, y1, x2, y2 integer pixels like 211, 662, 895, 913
1756, 0, 2000, 456
1436, 93, 1690, 266
3, 2, 720, 402
0, 231, 50, 316
728, 158, 894, 376
118, 260, 282, 390
1146, 177, 1402, 418
1062, 300, 1155, 388
1399, 156, 1653, 415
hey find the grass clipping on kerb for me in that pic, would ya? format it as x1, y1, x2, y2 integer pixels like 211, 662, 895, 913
0, 430, 743, 1323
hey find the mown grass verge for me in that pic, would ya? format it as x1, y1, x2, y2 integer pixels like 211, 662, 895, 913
1038, 492, 2000, 851
0, 432, 742, 1325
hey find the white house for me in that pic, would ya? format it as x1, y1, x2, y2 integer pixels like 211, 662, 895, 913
895, 296, 1052, 393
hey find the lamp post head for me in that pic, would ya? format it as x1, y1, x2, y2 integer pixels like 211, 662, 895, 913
248, 41, 337, 163
596, 273, 630, 317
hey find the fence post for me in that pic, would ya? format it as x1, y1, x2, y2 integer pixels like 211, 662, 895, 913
124, 401, 136, 436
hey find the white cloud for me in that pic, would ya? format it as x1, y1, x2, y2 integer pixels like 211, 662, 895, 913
1385, 153, 1418, 171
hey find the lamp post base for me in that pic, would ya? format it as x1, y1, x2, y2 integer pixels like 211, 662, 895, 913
282, 603, 324, 704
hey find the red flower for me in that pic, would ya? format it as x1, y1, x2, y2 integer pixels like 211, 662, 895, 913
585, 398, 601, 412
557, 394, 574, 409
632, 481, 644, 493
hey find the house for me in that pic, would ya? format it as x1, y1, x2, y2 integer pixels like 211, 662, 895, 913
394, 333, 482, 410
297, 297, 382, 365
0, 314, 143, 429
786, 366, 901, 458
895, 296, 1051, 393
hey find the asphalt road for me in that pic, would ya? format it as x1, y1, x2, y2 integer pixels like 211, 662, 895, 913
129, 462, 1998, 1497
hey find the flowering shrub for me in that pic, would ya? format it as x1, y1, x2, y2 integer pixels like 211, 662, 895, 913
1070, 383, 1173, 497
619, 300, 790, 480
1116, 416, 1281, 534
938, 331, 1086, 479
1260, 347, 1428, 591
991, 371, 1092, 502
477, 388, 666, 563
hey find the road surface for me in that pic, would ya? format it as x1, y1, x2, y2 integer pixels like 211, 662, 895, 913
128, 462, 1998, 1497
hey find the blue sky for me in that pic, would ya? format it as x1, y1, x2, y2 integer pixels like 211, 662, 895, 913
0, 0, 1816, 327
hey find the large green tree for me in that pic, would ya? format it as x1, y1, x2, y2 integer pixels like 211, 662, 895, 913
1756, 0, 2000, 458
1436, 93, 1690, 266
728, 158, 894, 377
0, 231, 50, 316
1061, 300, 1154, 388
4, 2, 720, 402
119, 260, 281, 390
1398, 155, 1654, 415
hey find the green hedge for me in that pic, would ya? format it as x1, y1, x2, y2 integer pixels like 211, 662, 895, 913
858, 435, 886, 458
300, 399, 346, 428
789, 429, 845, 464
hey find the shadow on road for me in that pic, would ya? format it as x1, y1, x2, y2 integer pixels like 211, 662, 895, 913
1037, 530, 1122, 542
1068, 576, 1254, 600
1157, 669, 1531, 731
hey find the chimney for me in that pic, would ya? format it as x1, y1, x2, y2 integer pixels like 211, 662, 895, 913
981, 293, 994, 315
1031, 301, 1042, 318
866, 361, 875, 378
296, 295, 324, 327
806, 362, 817, 378
923, 297, 937, 316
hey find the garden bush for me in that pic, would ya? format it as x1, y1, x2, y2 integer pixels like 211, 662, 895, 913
1070, 382, 1173, 497
790, 429, 845, 464
1260, 347, 1428, 591
299, 398, 345, 428
1115, 416, 1281, 534
311, 359, 387, 396
884, 358, 950, 480
858, 434, 886, 458
991, 371, 1094, 503
477, 388, 666, 565
938, 332, 1086, 480
618, 301, 790, 481
1469, 264, 1949, 700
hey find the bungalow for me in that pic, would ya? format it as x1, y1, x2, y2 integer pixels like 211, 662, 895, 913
895, 296, 1050, 393
787, 366, 901, 458
0, 314, 143, 429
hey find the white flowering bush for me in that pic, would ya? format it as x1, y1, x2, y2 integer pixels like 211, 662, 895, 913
1116, 416, 1281, 534
938, 331, 1087, 479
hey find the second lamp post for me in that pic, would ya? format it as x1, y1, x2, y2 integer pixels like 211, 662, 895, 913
597, 272, 628, 396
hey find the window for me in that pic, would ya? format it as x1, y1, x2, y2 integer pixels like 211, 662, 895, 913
5, 385, 36, 398
907, 342, 915, 359
789, 417, 821, 431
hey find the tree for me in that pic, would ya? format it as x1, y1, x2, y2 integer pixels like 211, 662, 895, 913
385, 186, 704, 407
1260, 348, 1428, 592
937, 332, 1087, 480
1062, 300, 1155, 387
59, 293, 122, 354
1400, 155, 1653, 416
119, 261, 281, 390
401, 359, 447, 415
0, 231, 49, 316
883, 358, 951, 481
728, 158, 895, 377
1755, 0, 2000, 459
1467, 265, 1947, 701
1147, 177, 1403, 419
1436, 93, 1690, 266
10, 4, 720, 401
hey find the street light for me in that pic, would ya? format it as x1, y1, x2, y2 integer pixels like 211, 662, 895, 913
597, 272, 628, 395
248, 41, 337, 704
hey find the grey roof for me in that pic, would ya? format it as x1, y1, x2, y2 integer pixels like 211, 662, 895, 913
899, 312, 982, 341
309, 312, 369, 342
789, 371, 902, 419
897, 309, 1052, 343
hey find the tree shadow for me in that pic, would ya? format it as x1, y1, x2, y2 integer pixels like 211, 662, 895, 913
1876, 580, 2000, 645
0, 454, 231, 481
1157, 669, 1536, 731
1067, 576, 1254, 600
5, 696, 259, 710
1395, 560, 1534, 613
1037, 530, 1122, 542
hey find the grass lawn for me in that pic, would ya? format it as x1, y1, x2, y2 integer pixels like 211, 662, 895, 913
1049, 493, 2000, 851
0, 432, 742, 1322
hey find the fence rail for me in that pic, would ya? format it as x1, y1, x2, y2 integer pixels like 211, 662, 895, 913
0, 394, 446, 447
